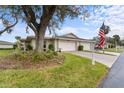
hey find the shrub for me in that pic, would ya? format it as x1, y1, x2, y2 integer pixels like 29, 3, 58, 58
32, 52, 47, 63
27, 44, 33, 50
53, 51, 58, 56
10, 50, 58, 64
1, 50, 64, 69
78, 45, 83, 51
48, 44, 54, 51
12, 51, 29, 61
45, 52, 54, 59
47, 50, 58, 56
13, 44, 17, 50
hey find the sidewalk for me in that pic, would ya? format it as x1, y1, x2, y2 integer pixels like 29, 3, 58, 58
100, 51, 124, 88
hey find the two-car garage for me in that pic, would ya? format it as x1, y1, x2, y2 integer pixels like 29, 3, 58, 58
56, 39, 95, 52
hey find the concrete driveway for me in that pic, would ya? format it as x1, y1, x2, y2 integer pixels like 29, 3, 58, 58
70, 51, 119, 68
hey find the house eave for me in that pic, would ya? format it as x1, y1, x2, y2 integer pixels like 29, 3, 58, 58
54, 37, 95, 43
20, 33, 96, 43
0, 40, 14, 45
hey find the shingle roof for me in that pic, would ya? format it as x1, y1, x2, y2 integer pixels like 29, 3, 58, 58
20, 33, 95, 43
58, 33, 79, 39
0, 40, 14, 45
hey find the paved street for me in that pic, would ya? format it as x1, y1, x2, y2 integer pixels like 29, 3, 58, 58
100, 51, 124, 88
70, 51, 119, 67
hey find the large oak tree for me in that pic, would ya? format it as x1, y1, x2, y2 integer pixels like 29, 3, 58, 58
0, 5, 95, 52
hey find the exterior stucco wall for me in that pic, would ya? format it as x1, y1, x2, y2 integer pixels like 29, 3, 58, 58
30, 39, 54, 51
0, 44, 13, 48
54, 39, 58, 51
77, 41, 93, 51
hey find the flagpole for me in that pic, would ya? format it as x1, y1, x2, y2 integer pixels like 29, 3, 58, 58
92, 50, 95, 65
91, 43, 95, 65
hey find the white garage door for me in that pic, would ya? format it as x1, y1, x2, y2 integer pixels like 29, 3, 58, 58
58, 40, 76, 51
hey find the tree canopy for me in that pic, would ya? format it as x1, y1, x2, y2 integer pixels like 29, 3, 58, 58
0, 5, 98, 52
112, 34, 121, 46
0, 6, 92, 34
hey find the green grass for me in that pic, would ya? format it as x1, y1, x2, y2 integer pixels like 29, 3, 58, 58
104, 48, 124, 53
0, 49, 14, 57
0, 53, 108, 88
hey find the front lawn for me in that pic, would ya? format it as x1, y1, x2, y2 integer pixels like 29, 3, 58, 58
0, 49, 14, 57
0, 53, 108, 88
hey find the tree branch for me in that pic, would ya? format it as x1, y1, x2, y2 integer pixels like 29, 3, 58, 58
21, 5, 39, 33
39, 6, 56, 30
28, 23, 37, 34
0, 15, 18, 35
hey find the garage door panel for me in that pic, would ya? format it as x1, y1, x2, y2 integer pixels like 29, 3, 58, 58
58, 40, 76, 51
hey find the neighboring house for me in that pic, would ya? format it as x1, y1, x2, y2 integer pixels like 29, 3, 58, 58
0, 40, 14, 49
104, 42, 111, 49
20, 33, 95, 51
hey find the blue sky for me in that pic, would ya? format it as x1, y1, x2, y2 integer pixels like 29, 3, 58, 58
0, 5, 124, 42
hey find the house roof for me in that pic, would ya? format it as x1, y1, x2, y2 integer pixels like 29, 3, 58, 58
55, 33, 95, 42
57, 33, 79, 39
20, 33, 95, 43
0, 40, 14, 45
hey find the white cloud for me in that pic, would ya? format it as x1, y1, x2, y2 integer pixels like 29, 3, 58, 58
55, 26, 97, 39
82, 5, 124, 39
57, 27, 78, 35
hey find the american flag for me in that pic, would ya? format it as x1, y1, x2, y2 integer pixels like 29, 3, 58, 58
95, 22, 106, 49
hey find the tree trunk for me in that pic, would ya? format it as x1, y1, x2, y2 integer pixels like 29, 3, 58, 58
34, 6, 56, 53
35, 28, 46, 53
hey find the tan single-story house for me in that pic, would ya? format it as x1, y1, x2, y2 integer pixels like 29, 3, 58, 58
0, 40, 14, 49
20, 33, 95, 51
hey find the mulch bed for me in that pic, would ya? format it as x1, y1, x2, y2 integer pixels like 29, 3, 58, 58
0, 55, 65, 70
